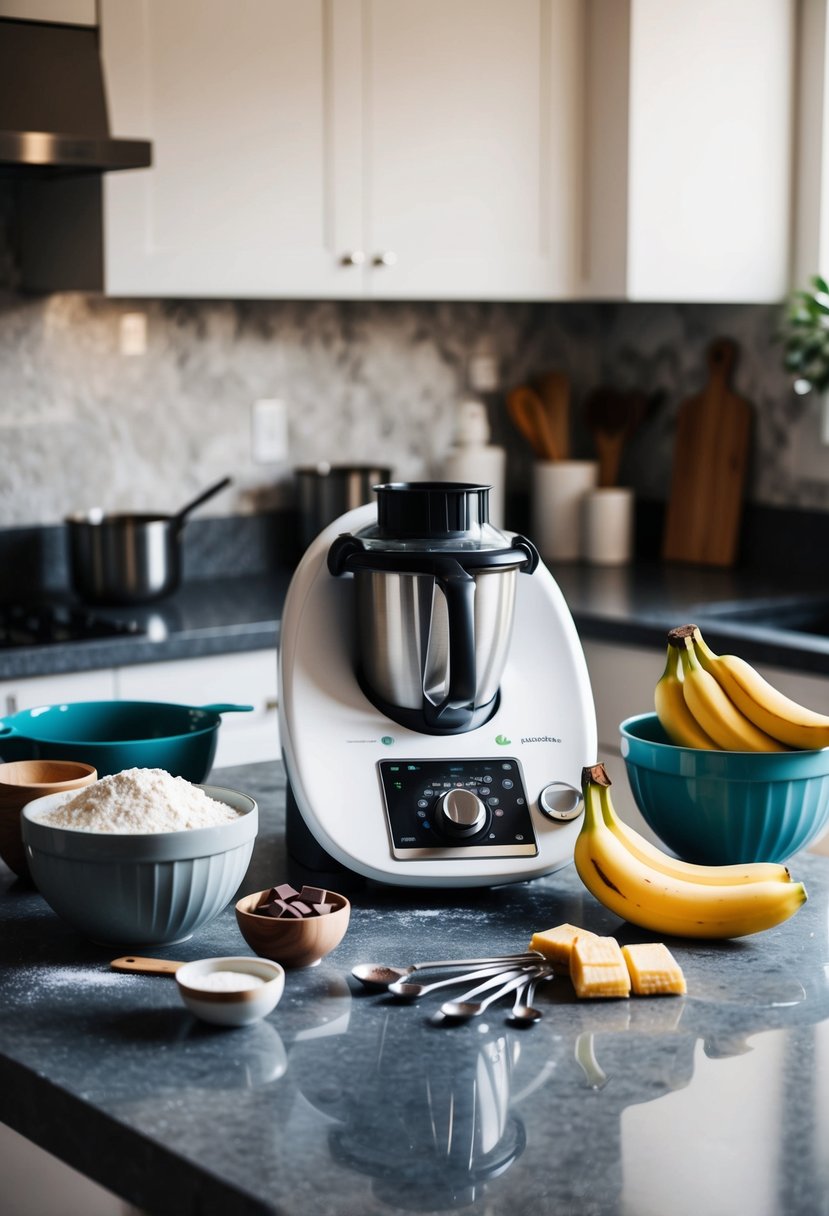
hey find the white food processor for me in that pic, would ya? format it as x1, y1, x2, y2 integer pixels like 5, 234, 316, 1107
278, 482, 596, 888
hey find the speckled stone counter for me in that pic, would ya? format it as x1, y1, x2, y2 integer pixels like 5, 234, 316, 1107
1, 761, 829, 1216
3, 558, 829, 684
0, 573, 288, 681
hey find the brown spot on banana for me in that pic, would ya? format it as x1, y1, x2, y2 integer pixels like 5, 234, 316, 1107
592, 860, 624, 896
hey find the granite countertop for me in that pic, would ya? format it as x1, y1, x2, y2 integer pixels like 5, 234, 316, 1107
1, 760, 828, 1216
3, 557, 828, 683
0, 572, 289, 681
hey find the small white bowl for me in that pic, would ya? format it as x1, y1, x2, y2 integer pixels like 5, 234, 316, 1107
175, 956, 284, 1027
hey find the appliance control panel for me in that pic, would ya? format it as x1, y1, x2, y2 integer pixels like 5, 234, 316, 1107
378, 758, 538, 861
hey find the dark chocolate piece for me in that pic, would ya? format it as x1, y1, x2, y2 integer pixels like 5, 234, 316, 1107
300, 885, 327, 905
272, 883, 300, 901
313, 903, 333, 916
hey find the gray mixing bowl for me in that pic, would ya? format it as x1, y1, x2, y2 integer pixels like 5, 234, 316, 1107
21, 784, 258, 946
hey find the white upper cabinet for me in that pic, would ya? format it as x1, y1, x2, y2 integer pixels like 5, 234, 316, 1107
101, 0, 582, 300
98, 0, 798, 303
355, 0, 582, 300
793, 0, 829, 287
581, 0, 795, 303
101, 0, 355, 298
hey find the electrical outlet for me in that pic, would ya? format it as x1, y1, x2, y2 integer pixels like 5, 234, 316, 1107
251, 398, 289, 464
119, 312, 147, 356
468, 352, 499, 393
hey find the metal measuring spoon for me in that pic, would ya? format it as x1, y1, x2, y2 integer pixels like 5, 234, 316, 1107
507, 969, 554, 1025
389, 963, 530, 1001
351, 951, 544, 991
439, 968, 541, 1021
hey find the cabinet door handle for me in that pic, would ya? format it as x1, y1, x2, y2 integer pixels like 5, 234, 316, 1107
340, 250, 365, 266
265, 697, 279, 712
372, 251, 397, 267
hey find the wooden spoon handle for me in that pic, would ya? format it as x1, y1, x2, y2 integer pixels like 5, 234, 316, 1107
110, 956, 183, 976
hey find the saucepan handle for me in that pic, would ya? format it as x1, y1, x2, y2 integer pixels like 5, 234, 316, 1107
200, 704, 254, 715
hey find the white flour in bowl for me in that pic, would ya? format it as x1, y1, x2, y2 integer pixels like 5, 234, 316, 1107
37, 768, 242, 833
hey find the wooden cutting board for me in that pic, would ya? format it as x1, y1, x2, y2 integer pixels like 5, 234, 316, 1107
662, 338, 753, 567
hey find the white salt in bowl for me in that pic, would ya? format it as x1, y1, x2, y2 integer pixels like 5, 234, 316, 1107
20, 783, 258, 947
175, 956, 285, 1027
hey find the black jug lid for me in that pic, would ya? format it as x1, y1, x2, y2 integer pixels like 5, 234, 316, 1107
373, 482, 491, 539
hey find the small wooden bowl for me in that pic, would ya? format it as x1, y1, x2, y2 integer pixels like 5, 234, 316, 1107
0, 760, 98, 879
235, 887, 351, 968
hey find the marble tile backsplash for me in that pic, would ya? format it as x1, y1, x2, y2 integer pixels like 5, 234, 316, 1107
0, 267, 825, 529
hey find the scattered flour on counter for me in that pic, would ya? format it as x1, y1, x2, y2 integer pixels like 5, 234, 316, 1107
37, 768, 241, 834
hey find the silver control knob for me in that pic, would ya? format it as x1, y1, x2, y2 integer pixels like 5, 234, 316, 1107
538, 782, 583, 822
340, 250, 366, 266
372, 250, 398, 267
436, 787, 486, 836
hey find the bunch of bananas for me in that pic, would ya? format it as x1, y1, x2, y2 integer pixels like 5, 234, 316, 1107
574, 764, 807, 938
655, 624, 829, 751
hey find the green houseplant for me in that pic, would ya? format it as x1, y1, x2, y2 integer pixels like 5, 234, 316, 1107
781, 274, 829, 395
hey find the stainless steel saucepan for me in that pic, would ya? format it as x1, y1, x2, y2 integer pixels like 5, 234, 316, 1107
65, 476, 232, 606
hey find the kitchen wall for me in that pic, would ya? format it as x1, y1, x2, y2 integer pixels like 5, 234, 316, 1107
0, 188, 825, 527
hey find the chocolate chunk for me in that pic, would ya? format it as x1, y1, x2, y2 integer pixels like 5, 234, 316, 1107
290, 901, 312, 916
271, 883, 300, 902
300, 885, 327, 905
313, 902, 333, 916
276, 902, 304, 919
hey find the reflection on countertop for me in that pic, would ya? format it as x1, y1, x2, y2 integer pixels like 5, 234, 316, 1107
2, 553, 829, 683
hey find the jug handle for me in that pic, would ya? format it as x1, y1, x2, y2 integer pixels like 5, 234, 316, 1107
422, 559, 477, 730
200, 704, 254, 715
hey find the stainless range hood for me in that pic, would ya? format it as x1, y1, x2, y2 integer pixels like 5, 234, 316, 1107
0, 16, 151, 176
1, 14, 152, 291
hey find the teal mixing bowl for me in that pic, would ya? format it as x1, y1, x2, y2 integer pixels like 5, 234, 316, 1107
0, 701, 252, 783
620, 712, 829, 865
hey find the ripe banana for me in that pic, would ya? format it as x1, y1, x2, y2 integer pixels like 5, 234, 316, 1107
654, 643, 720, 750
692, 625, 829, 751
574, 764, 807, 938
599, 781, 793, 886
669, 627, 787, 752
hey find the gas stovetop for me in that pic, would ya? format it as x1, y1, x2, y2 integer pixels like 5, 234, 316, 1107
0, 603, 145, 649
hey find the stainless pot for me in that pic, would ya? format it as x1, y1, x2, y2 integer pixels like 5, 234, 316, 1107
295, 464, 391, 550
65, 477, 231, 606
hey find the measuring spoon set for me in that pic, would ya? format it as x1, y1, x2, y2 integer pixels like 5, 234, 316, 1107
352, 950, 555, 1025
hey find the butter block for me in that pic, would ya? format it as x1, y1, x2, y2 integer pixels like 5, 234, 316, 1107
529, 923, 598, 972
622, 943, 686, 996
571, 935, 631, 999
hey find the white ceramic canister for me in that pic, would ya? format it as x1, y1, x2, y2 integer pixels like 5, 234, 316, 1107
531, 460, 599, 561
441, 400, 507, 528
583, 486, 635, 566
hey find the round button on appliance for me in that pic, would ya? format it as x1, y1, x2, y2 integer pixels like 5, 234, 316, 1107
538, 782, 583, 822
436, 787, 487, 836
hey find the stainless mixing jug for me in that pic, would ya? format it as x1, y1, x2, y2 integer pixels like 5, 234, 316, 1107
328, 482, 538, 734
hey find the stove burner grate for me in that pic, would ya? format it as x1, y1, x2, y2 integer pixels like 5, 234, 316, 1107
0, 604, 145, 649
